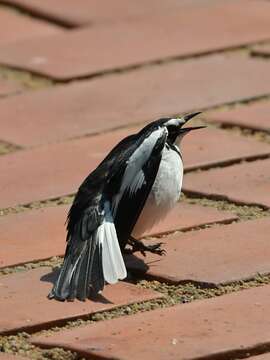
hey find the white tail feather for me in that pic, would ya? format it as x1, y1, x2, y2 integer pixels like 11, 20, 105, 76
97, 202, 127, 284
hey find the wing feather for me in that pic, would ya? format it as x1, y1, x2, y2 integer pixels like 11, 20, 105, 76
109, 127, 167, 249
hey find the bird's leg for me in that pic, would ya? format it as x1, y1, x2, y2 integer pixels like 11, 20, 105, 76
126, 236, 166, 257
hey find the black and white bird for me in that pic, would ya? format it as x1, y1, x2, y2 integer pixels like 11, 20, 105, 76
49, 112, 204, 301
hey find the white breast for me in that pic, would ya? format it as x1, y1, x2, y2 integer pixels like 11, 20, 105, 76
132, 145, 183, 237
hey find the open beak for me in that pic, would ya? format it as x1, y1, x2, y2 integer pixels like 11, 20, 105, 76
180, 125, 206, 132
179, 112, 206, 133
182, 111, 202, 123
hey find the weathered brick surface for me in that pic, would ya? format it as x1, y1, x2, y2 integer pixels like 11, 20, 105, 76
1, 1, 270, 79
0, 135, 104, 208
0, 0, 191, 26
1, 54, 270, 147
0, 206, 67, 268
141, 202, 237, 238
0, 267, 162, 334
0, 79, 23, 97
207, 102, 270, 133
0, 126, 268, 208
0, 1, 270, 79
126, 218, 270, 285
0, 202, 237, 268
0, 7, 61, 46
182, 127, 270, 171
184, 159, 270, 208
0, 354, 26, 360
31, 284, 270, 360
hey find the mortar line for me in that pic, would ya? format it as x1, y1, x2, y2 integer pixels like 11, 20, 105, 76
182, 190, 270, 211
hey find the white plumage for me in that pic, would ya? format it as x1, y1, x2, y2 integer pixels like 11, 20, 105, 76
133, 144, 183, 237
99, 202, 127, 284
112, 128, 166, 216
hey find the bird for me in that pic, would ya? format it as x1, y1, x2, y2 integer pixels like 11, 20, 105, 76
49, 112, 205, 301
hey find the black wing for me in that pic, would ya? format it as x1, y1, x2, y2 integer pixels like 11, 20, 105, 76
106, 128, 167, 249
66, 133, 137, 239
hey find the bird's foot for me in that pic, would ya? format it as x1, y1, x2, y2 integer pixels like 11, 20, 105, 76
126, 237, 166, 257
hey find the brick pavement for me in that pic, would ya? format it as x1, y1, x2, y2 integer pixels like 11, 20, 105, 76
0, 0, 193, 27
0, 202, 237, 268
0, 267, 162, 334
0, 78, 23, 97
0, 1, 270, 359
184, 159, 270, 208
126, 218, 270, 285
206, 102, 270, 133
1, 1, 270, 80
1, 54, 270, 147
0, 7, 61, 46
31, 284, 270, 360
0, 354, 26, 360
0, 126, 269, 208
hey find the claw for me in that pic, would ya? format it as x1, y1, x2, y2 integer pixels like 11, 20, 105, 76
140, 250, 146, 257
127, 237, 166, 257
146, 242, 166, 256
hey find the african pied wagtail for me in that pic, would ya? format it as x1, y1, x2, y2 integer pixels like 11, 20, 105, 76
49, 112, 205, 301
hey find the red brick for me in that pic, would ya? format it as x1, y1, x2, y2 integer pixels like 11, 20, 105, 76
0, 134, 109, 208
31, 284, 270, 360
0, 354, 26, 360
0, 267, 162, 334
206, 102, 270, 133
182, 127, 270, 171
2, 1, 270, 80
126, 218, 270, 285
0, 79, 23, 97
0, 202, 237, 268
0, 206, 67, 268
251, 43, 270, 58
0, 0, 193, 27
184, 159, 270, 208
0, 7, 61, 46
0, 126, 269, 208
141, 202, 237, 238
1, 54, 270, 147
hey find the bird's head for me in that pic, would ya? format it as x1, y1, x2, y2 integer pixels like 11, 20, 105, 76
138, 112, 206, 145
161, 112, 206, 145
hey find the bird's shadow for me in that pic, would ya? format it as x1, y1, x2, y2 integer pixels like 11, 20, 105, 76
40, 267, 60, 284
40, 268, 113, 304
40, 254, 153, 304
124, 253, 155, 272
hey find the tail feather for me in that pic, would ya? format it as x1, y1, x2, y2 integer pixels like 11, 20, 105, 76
101, 212, 127, 284
68, 241, 89, 301
49, 233, 104, 301
90, 241, 105, 293
49, 213, 126, 301
49, 242, 79, 300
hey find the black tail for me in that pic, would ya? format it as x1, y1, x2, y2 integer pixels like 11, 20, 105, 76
49, 231, 104, 301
